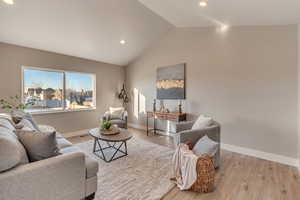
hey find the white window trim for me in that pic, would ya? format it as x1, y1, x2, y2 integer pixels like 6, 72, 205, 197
22, 66, 97, 114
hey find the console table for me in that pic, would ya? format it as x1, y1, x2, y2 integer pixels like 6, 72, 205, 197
146, 111, 187, 136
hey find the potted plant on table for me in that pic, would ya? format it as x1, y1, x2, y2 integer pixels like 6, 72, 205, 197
101, 121, 112, 131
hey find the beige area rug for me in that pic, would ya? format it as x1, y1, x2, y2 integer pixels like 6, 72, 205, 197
76, 136, 175, 200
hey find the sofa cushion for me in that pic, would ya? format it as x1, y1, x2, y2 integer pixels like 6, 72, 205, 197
60, 146, 98, 179
0, 127, 29, 172
57, 138, 73, 149
109, 119, 126, 128
109, 107, 124, 119
59, 146, 83, 154
17, 130, 60, 162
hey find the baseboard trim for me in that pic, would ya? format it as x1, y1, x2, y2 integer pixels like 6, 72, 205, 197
128, 123, 148, 131
128, 122, 299, 168
63, 129, 90, 138
221, 143, 299, 167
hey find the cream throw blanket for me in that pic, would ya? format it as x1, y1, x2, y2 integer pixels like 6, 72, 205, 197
172, 144, 198, 190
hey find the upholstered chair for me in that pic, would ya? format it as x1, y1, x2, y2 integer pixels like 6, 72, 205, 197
174, 120, 221, 168
102, 110, 128, 129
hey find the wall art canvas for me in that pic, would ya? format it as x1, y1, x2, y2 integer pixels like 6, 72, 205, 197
156, 63, 186, 99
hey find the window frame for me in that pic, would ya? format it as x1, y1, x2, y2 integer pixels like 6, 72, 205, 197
21, 66, 96, 115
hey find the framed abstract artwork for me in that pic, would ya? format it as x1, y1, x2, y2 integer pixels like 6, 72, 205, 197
156, 63, 186, 99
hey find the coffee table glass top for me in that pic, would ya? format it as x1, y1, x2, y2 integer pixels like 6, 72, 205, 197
89, 128, 133, 142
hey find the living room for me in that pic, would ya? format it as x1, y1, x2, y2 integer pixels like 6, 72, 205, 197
0, 0, 300, 200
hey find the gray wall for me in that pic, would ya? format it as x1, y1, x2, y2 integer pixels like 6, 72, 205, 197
0, 42, 124, 134
126, 25, 298, 158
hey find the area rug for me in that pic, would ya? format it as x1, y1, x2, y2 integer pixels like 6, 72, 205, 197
76, 136, 175, 200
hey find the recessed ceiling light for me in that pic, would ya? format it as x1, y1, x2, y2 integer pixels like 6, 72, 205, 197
120, 40, 126, 45
3, 0, 14, 5
199, 1, 207, 7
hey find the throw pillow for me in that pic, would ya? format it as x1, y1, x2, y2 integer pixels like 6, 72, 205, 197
0, 128, 29, 172
192, 115, 213, 130
18, 118, 37, 131
17, 130, 59, 162
13, 112, 40, 131
192, 135, 218, 157
0, 134, 21, 172
0, 118, 16, 132
23, 114, 40, 130
109, 107, 124, 119
11, 110, 25, 124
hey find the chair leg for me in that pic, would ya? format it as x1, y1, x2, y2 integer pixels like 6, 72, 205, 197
85, 193, 95, 200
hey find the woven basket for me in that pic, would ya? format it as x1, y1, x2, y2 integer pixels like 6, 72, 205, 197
190, 153, 215, 193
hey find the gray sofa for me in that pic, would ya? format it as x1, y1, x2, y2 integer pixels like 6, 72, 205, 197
173, 120, 221, 168
0, 115, 98, 200
102, 110, 128, 129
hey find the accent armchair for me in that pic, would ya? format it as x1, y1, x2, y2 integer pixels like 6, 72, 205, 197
173, 120, 221, 168
102, 110, 128, 129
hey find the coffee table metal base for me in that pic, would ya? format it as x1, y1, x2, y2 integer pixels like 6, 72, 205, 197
93, 138, 128, 163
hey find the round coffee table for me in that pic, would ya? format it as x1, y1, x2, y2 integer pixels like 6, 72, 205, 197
89, 128, 133, 162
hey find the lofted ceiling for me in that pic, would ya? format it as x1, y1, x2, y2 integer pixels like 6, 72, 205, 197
139, 0, 300, 27
0, 0, 173, 66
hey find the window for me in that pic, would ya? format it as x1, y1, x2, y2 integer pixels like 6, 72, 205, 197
65, 72, 95, 110
22, 67, 96, 113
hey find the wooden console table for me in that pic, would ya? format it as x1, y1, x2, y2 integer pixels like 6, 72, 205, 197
146, 111, 187, 136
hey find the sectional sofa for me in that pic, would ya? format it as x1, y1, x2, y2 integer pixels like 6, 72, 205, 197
0, 114, 98, 200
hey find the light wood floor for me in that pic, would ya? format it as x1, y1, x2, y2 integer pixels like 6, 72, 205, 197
69, 128, 300, 200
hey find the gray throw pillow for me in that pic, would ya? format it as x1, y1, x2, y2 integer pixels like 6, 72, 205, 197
15, 113, 40, 131
17, 130, 59, 162
23, 114, 40, 131
18, 118, 37, 131
0, 118, 16, 132
0, 134, 21, 172
192, 135, 218, 157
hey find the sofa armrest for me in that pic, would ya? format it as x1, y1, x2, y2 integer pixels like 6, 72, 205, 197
174, 124, 220, 147
122, 111, 128, 121
102, 111, 111, 121
0, 152, 86, 200
122, 111, 128, 129
123, 111, 128, 118
175, 121, 195, 133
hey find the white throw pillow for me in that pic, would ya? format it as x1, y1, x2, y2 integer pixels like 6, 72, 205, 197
193, 135, 218, 157
109, 107, 124, 119
191, 115, 213, 130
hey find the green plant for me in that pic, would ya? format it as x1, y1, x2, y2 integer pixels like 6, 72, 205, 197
101, 121, 112, 130
0, 95, 36, 112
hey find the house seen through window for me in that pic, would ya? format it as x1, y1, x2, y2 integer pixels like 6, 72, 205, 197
23, 67, 96, 113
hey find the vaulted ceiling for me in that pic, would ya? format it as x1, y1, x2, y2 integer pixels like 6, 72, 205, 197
0, 0, 173, 66
139, 0, 300, 27
1, 0, 300, 66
